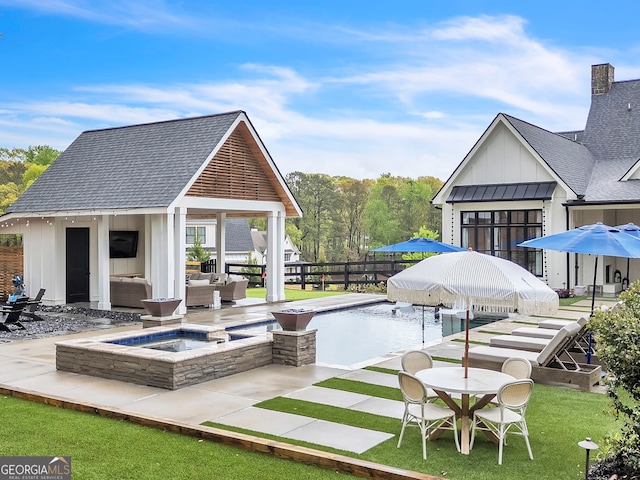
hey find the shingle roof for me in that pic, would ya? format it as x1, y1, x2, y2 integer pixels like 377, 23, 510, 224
7, 111, 243, 213
502, 114, 595, 195
581, 79, 640, 201
497, 76, 640, 202
222, 218, 254, 252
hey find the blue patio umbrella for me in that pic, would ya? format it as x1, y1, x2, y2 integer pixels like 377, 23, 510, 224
615, 223, 640, 289
372, 237, 466, 253
519, 222, 640, 312
519, 222, 640, 362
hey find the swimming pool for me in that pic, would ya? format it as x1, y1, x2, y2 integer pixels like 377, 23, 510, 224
227, 302, 503, 368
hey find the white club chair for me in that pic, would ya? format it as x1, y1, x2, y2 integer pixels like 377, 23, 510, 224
400, 350, 438, 399
470, 379, 534, 465
397, 371, 460, 459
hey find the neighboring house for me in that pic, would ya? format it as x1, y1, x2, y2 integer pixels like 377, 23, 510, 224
186, 217, 254, 263
0, 111, 302, 312
433, 63, 640, 294
250, 227, 302, 277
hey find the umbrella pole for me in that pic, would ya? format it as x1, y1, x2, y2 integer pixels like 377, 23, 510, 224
590, 257, 598, 316
626, 258, 630, 289
464, 308, 470, 378
422, 306, 425, 346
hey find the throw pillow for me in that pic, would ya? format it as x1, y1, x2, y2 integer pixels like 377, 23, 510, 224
189, 279, 210, 286
198, 273, 213, 283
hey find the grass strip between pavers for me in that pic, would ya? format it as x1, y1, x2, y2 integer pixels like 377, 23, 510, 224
451, 338, 487, 345
432, 356, 461, 364
477, 330, 510, 335
256, 397, 401, 435
315, 378, 403, 401
363, 365, 398, 375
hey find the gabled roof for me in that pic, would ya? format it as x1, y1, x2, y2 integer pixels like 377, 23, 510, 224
503, 114, 595, 195
251, 230, 268, 254
250, 230, 300, 254
438, 68, 640, 205
6, 111, 302, 216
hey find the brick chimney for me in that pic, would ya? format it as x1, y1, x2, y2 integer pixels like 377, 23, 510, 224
591, 63, 614, 95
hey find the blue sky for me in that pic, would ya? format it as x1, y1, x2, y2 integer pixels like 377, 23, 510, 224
2, 1, 640, 181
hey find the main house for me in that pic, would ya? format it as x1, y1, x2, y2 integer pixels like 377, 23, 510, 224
433, 63, 640, 295
0, 111, 302, 313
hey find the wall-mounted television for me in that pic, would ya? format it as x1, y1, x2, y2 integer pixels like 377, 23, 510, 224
109, 231, 139, 258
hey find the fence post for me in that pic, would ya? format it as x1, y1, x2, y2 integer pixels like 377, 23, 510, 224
344, 263, 350, 290
301, 265, 307, 290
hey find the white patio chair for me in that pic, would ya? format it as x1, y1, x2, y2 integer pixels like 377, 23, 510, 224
470, 378, 534, 465
501, 357, 532, 379
400, 350, 438, 399
397, 371, 460, 459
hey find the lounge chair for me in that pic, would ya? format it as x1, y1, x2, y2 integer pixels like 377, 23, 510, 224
468, 322, 601, 391
0, 289, 46, 332
491, 318, 588, 352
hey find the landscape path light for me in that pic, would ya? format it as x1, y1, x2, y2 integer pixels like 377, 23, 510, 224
578, 437, 599, 480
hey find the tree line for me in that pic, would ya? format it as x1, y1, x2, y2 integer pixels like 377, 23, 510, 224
0, 147, 444, 259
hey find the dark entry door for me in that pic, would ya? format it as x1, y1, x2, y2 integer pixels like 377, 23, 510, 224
66, 228, 90, 303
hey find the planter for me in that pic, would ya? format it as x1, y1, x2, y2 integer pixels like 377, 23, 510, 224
141, 298, 182, 317
272, 309, 316, 331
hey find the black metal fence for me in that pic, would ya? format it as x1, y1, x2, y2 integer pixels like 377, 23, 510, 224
201, 259, 421, 289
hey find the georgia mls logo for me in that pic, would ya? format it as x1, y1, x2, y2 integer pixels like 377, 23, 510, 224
0, 456, 71, 480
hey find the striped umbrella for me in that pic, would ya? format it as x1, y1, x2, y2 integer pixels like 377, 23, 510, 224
387, 250, 559, 377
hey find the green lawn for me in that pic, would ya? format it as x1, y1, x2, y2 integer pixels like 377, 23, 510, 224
0, 395, 345, 480
206, 378, 615, 480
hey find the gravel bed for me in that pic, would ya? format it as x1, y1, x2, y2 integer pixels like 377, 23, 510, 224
0, 312, 141, 341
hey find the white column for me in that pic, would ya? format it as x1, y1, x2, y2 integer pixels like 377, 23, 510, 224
174, 208, 187, 314
265, 211, 280, 302
216, 212, 226, 275
97, 215, 111, 309
276, 211, 286, 301
149, 214, 171, 299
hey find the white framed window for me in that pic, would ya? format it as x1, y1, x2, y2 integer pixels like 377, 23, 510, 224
186, 226, 206, 244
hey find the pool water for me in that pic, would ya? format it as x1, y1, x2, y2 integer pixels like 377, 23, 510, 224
139, 338, 216, 352
108, 329, 218, 352
227, 303, 503, 367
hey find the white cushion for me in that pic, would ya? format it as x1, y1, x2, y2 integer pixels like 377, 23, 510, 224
189, 279, 210, 286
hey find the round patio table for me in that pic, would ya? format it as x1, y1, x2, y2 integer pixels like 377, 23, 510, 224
416, 366, 515, 454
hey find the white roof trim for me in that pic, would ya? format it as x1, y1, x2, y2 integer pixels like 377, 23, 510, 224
433, 114, 574, 205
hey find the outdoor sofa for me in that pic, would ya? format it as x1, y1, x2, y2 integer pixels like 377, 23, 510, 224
185, 272, 247, 306
109, 276, 152, 308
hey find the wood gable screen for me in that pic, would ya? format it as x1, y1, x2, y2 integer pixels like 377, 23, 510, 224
186, 122, 285, 207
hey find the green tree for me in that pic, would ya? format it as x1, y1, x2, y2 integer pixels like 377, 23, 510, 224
334, 177, 371, 261
364, 174, 402, 248
0, 146, 61, 215
0, 183, 20, 214
590, 286, 640, 473
186, 232, 210, 263
285, 172, 337, 262
402, 227, 440, 261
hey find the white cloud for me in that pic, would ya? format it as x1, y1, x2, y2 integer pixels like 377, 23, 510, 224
0, 12, 625, 180
1, 0, 208, 31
